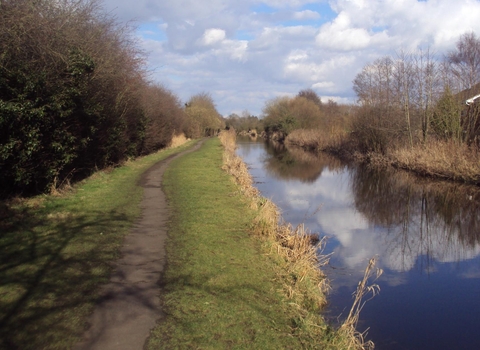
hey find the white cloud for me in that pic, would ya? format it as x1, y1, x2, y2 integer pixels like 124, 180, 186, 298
315, 11, 390, 51
100, 0, 480, 115
312, 81, 335, 89
293, 10, 321, 20
198, 28, 226, 46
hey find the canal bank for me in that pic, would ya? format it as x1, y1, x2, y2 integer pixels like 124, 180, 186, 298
0, 134, 368, 349
145, 135, 367, 349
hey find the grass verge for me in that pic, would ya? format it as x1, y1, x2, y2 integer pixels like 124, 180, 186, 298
146, 137, 332, 349
147, 133, 376, 349
220, 130, 378, 349
0, 140, 198, 350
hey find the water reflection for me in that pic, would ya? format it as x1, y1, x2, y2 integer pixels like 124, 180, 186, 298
352, 165, 480, 272
262, 141, 344, 183
236, 139, 480, 350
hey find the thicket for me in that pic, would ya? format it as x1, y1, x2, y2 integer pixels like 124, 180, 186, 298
261, 89, 351, 139
0, 0, 210, 197
184, 92, 224, 138
224, 111, 261, 132
141, 84, 186, 153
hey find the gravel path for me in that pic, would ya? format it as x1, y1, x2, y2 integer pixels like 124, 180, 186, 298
74, 141, 203, 350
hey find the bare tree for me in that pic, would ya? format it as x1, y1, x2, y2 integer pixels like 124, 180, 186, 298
447, 32, 480, 91
412, 48, 440, 142
395, 50, 415, 147
297, 88, 322, 108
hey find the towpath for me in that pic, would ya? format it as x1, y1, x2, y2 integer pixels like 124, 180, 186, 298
74, 140, 204, 350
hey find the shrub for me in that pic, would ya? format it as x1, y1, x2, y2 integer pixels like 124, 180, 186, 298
0, 0, 184, 196
262, 96, 324, 135
184, 93, 224, 138
141, 85, 186, 153
431, 87, 462, 142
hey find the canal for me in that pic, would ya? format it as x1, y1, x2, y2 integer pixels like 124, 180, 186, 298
236, 137, 480, 350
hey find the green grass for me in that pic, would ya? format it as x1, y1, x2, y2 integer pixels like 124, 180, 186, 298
0, 137, 333, 349
0, 141, 198, 350
146, 138, 326, 349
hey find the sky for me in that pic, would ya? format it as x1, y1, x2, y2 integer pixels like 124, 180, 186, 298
100, 0, 480, 117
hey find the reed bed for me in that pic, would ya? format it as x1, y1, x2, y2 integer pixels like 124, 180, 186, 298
220, 129, 328, 310
285, 128, 348, 152
390, 139, 480, 184
219, 129, 379, 349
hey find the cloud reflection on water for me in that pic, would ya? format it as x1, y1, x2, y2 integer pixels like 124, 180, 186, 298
237, 139, 480, 288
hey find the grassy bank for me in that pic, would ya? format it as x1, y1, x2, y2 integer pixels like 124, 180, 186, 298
0, 140, 197, 350
0, 131, 374, 349
146, 137, 332, 349
220, 130, 377, 349
147, 133, 373, 349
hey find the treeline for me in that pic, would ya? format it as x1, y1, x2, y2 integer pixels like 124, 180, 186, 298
225, 89, 351, 139
261, 89, 349, 137
352, 32, 480, 153
0, 0, 223, 196
231, 32, 480, 154
244, 32, 480, 183
224, 111, 261, 133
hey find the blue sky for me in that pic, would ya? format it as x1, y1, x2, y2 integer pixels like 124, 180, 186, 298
102, 0, 480, 116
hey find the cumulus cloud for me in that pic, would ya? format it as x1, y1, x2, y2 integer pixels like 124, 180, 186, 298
198, 28, 226, 46
293, 10, 321, 20
316, 19, 389, 51
100, 0, 480, 115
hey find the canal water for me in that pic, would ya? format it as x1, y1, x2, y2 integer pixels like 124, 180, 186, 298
236, 137, 480, 350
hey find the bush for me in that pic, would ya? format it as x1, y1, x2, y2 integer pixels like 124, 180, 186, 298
0, 0, 185, 196
262, 96, 324, 135
351, 106, 391, 154
184, 93, 224, 138
431, 87, 462, 142
141, 85, 186, 153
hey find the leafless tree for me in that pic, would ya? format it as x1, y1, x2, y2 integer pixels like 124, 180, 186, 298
394, 49, 416, 148
411, 48, 440, 142
297, 88, 322, 108
447, 32, 480, 91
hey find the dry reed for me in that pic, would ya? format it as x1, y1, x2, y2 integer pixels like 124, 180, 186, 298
219, 129, 379, 349
390, 139, 480, 184
169, 133, 190, 148
334, 257, 383, 350
219, 128, 328, 310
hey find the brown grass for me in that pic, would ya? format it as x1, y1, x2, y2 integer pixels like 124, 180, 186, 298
219, 129, 328, 308
285, 128, 349, 152
219, 128, 377, 349
390, 139, 480, 184
169, 133, 190, 148
289, 128, 480, 186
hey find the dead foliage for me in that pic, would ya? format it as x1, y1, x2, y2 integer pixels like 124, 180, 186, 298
219, 128, 381, 349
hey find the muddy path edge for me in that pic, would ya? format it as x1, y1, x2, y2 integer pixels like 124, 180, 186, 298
74, 139, 205, 350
